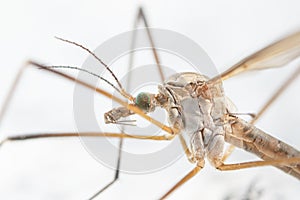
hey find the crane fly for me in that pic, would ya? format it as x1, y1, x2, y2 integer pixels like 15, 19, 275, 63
0, 7, 300, 199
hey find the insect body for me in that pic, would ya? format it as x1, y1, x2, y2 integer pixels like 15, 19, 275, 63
103, 67, 300, 199
106, 72, 233, 168
1, 7, 300, 200
162, 72, 233, 168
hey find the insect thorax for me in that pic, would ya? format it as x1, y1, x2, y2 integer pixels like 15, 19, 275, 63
159, 72, 234, 167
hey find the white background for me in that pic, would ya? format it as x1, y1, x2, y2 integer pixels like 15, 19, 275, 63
0, 0, 300, 199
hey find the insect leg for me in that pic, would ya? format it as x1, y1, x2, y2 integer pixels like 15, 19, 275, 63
159, 165, 202, 200
133, 7, 165, 82
0, 61, 28, 126
0, 132, 172, 147
156, 131, 206, 199
178, 134, 193, 160
217, 157, 300, 171
251, 65, 300, 124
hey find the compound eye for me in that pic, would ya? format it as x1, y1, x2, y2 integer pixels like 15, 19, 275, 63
134, 92, 151, 112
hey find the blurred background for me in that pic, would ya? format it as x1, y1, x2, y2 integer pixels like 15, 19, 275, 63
0, 0, 299, 199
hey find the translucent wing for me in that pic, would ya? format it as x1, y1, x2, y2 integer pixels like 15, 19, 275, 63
219, 31, 300, 81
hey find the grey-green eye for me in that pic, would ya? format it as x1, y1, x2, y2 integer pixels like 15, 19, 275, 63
134, 92, 151, 112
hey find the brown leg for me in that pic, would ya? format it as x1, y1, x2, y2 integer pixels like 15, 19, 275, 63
218, 157, 300, 171
0, 131, 173, 147
0, 131, 173, 200
178, 134, 193, 161
0, 61, 28, 126
221, 144, 235, 163
158, 133, 203, 199
160, 165, 202, 200
130, 7, 165, 82
251, 66, 300, 124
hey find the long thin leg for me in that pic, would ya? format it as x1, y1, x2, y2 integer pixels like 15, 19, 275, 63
251, 65, 300, 124
222, 65, 300, 162
0, 62, 28, 126
160, 165, 202, 200
221, 144, 235, 163
88, 132, 124, 200
134, 7, 165, 82
218, 157, 300, 171
158, 132, 204, 199
0, 131, 172, 200
0, 132, 172, 147
178, 134, 192, 160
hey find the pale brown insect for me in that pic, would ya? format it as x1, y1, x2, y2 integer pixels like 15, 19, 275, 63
0, 7, 299, 200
